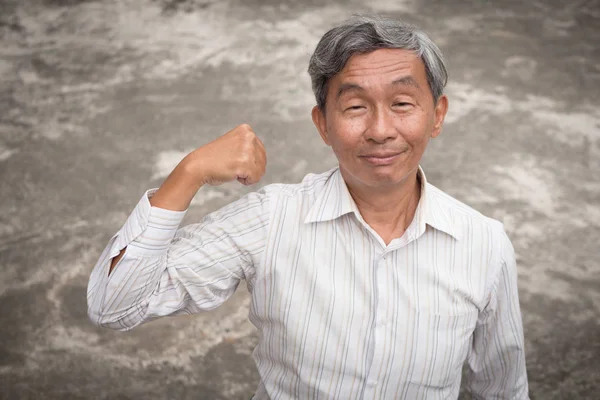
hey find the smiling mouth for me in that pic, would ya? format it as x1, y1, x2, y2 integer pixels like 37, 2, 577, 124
359, 152, 403, 165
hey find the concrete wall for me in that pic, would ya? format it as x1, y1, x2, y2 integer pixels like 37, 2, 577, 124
1, 0, 599, 398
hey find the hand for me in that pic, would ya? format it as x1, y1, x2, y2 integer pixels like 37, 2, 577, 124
149, 124, 267, 212
187, 123, 267, 187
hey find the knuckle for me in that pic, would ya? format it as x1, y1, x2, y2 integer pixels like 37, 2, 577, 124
246, 131, 257, 141
238, 123, 252, 132
238, 153, 250, 165
238, 130, 254, 144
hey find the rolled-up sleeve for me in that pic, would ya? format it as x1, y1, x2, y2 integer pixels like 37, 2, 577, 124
87, 188, 270, 331
466, 229, 530, 399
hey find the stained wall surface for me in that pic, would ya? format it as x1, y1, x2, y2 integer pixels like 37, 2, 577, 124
1, 0, 599, 399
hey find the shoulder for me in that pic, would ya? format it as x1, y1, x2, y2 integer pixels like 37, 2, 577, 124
206, 168, 335, 223
261, 167, 336, 200
427, 183, 516, 296
427, 182, 506, 238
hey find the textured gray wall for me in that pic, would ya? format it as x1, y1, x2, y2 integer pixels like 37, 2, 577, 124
1, 0, 599, 399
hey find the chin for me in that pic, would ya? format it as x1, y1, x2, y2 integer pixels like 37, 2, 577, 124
358, 170, 405, 187
340, 161, 413, 188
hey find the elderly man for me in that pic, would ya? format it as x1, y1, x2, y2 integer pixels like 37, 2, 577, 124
87, 16, 529, 399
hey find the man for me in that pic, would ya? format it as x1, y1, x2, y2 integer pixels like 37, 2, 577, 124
88, 16, 529, 399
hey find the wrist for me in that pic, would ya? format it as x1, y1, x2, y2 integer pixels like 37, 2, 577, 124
150, 160, 202, 211
181, 148, 213, 187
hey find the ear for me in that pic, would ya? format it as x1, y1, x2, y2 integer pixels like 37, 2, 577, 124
312, 105, 331, 146
431, 94, 448, 139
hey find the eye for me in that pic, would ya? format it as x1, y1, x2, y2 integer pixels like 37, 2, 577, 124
345, 105, 365, 111
393, 102, 412, 107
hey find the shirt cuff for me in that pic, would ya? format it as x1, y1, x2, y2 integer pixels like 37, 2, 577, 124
115, 189, 188, 257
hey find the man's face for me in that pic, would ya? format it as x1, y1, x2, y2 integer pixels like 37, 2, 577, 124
312, 48, 448, 190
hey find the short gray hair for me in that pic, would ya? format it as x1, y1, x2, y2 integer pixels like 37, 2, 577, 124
308, 16, 448, 110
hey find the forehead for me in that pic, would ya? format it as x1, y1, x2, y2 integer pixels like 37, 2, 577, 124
334, 48, 427, 88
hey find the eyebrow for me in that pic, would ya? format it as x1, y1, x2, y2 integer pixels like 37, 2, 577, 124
335, 76, 421, 101
391, 76, 420, 89
336, 83, 364, 100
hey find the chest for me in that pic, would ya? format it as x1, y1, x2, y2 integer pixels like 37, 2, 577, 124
249, 216, 489, 392
255, 215, 488, 317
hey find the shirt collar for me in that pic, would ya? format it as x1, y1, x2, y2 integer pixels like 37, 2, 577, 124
304, 166, 460, 240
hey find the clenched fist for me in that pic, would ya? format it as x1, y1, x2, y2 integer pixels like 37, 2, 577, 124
190, 124, 267, 187
149, 124, 267, 211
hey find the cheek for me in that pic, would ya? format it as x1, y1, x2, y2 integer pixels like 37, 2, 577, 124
397, 113, 432, 143
328, 118, 364, 149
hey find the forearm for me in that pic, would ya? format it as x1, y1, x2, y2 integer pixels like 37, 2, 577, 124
108, 159, 202, 274
88, 189, 188, 330
149, 156, 205, 211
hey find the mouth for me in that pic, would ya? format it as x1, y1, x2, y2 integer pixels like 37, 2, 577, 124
359, 152, 403, 165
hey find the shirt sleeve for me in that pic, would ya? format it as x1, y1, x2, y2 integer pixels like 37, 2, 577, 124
87, 188, 271, 331
465, 227, 530, 399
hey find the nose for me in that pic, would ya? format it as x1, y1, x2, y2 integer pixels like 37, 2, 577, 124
365, 107, 398, 144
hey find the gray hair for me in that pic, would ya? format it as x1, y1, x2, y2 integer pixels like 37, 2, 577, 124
308, 16, 448, 110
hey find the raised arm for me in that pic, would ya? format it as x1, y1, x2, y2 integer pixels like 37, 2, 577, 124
108, 123, 267, 273
465, 229, 530, 399
87, 124, 268, 331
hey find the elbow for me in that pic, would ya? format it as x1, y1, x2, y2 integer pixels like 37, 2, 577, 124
86, 266, 147, 332
87, 302, 141, 332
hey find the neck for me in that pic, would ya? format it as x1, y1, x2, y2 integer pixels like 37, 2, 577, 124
342, 168, 422, 245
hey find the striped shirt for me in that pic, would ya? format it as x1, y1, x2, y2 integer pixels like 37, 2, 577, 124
87, 166, 529, 399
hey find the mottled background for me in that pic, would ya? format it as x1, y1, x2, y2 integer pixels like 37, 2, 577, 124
1, 0, 599, 399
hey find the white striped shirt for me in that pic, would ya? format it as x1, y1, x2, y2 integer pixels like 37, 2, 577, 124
87, 166, 529, 399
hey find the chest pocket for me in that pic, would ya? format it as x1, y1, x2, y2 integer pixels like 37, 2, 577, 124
408, 310, 478, 391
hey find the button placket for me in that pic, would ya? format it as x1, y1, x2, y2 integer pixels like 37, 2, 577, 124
364, 252, 386, 394
376, 253, 388, 326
